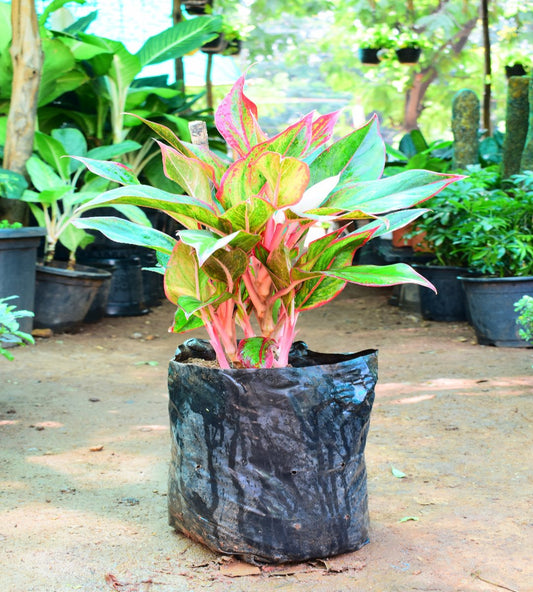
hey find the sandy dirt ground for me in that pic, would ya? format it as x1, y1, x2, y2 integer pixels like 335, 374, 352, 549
1, 285, 532, 592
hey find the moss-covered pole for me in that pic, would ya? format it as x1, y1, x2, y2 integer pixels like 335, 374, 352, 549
502, 76, 529, 179
519, 74, 533, 172
451, 89, 479, 170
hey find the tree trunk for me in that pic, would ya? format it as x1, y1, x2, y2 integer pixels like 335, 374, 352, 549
0, 0, 43, 223
404, 69, 438, 131
402, 16, 478, 131
172, 0, 185, 95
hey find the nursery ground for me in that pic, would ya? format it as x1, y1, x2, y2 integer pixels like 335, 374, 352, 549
1, 285, 531, 592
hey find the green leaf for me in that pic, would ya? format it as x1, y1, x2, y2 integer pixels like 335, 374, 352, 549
308, 117, 385, 187
0, 168, 28, 200
158, 142, 214, 204
391, 466, 407, 479
221, 197, 275, 233
322, 263, 436, 290
323, 170, 462, 215
25, 156, 67, 192
70, 156, 139, 186
74, 217, 176, 255
59, 224, 94, 255
136, 16, 223, 66
86, 141, 142, 161
83, 185, 228, 232
237, 337, 278, 368
34, 131, 70, 180
399, 516, 419, 523
180, 229, 241, 266
171, 306, 205, 333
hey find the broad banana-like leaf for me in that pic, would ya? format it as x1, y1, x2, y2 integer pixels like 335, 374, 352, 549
136, 15, 222, 66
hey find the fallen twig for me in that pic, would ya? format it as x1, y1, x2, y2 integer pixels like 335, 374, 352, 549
471, 571, 519, 592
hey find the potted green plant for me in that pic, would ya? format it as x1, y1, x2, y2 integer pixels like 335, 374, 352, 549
75, 75, 461, 563
0, 216, 45, 334
182, 0, 213, 15
395, 31, 422, 65
0, 295, 34, 361
452, 168, 533, 347
357, 26, 393, 65
501, 50, 532, 78
5, 128, 150, 331
404, 167, 494, 322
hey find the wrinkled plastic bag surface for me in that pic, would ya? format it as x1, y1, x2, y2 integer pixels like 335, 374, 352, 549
167, 339, 378, 564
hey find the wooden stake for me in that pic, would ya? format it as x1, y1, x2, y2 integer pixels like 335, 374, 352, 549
189, 121, 209, 146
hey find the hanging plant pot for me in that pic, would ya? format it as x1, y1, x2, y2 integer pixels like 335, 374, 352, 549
396, 47, 421, 65
201, 34, 228, 54
0, 226, 45, 333
182, 0, 213, 15
225, 38, 242, 56
459, 276, 533, 347
358, 47, 382, 65
34, 262, 111, 332
167, 339, 378, 564
505, 63, 527, 78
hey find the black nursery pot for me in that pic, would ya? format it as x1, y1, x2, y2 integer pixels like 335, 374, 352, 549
395, 47, 421, 64
358, 47, 381, 65
413, 264, 469, 322
167, 339, 378, 564
505, 63, 527, 78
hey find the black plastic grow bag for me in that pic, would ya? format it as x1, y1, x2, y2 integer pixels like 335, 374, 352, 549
167, 339, 378, 564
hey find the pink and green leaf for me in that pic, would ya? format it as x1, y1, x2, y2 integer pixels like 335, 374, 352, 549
323, 263, 437, 290
216, 157, 265, 209
158, 142, 216, 204
255, 153, 310, 208
236, 337, 278, 368
214, 75, 267, 157
307, 116, 385, 186
221, 197, 275, 233
309, 111, 341, 151
83, 184, 229, 232
70, 156, 139, 185
323, 170, 463, 214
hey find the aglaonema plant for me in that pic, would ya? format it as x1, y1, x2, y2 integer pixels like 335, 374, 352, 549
75, 75, 462, 369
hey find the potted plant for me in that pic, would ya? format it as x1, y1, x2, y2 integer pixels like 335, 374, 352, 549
75, 75, 461, 563
201, 20, 244, 55
182, 0, 213, 15
452, 169, 533, 347
404, 167, 495, 322
0, 216, 45, 334
0, 295, 34, 361
395, 31, 422, 65
5, 128, 150, 331
357, 26, 393, 65
502, 50, 532, 78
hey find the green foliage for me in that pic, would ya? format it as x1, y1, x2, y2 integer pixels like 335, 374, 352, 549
0, 296, 34, 361
76, 76, 461, 369
411, 167, 533, 275
514, 295, 533, 344
6, 127, 149, 266
240, 0, 532, 136
385, 130, 452, 174
0, 219, 22, 229
0, 2, 223, 179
